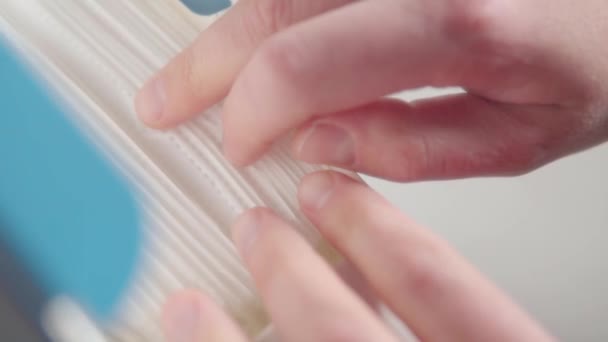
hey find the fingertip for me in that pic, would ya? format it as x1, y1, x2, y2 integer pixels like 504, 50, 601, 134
221, 140, 255, 168
220, 97, 263, 167
231, 207, 272, 257
162, 290, 249, 342
221, 119, 271, 167
162, 289, 204, 322
291, 122, 312, 157
135, 76, 168, 128
298, 171, 337, 213
292, 121, 356, 167
162, 289, 207, 342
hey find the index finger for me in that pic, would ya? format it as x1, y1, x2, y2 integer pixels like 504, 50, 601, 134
135, 0, 353, 128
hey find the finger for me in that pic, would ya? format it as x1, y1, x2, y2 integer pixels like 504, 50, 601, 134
135, 0, 353, 128
298, 171, 553, 342
162, 289, 248, 342
291, 95, 564, 181
221, 0, 462, 166
232, 207, 396, 342
334, 260, 379, 310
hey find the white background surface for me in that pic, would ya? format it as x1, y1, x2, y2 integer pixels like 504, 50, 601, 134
365, 89, 608, 341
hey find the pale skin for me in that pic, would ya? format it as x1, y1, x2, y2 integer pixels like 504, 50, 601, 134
136, 0, 608, 340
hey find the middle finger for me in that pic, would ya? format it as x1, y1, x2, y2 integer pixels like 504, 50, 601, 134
231, 207, 396, 342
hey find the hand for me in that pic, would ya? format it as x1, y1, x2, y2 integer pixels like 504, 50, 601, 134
136, 0, 608, 181
160, 171, 551, 342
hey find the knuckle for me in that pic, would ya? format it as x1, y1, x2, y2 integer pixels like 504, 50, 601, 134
385, 136, 436, 181
486, 117, 553, 175
447, 140, 545, 177
492, 142, 547, 176
385, 163, 423, 183
443, 0, 507, 35
468, 136, 546, 176
387, 123, 552, 179
441, 0, 524, 54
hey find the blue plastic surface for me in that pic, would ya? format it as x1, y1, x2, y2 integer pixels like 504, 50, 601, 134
0, 42, 141, 320
181, 0, 231, 15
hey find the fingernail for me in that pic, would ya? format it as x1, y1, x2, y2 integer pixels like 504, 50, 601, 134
232, 210, 261, 256
296, 123, 355, 166
299, 172, 335, 211
166, 297, 202, 342
137, 77, 166, 124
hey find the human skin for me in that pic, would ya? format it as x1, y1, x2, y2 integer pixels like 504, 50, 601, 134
137, 0, 608, 181
135, 0, 608, 340
161, 171, 553, 342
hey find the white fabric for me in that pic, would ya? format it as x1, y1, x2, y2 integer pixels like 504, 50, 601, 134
0, 1, 336, 340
